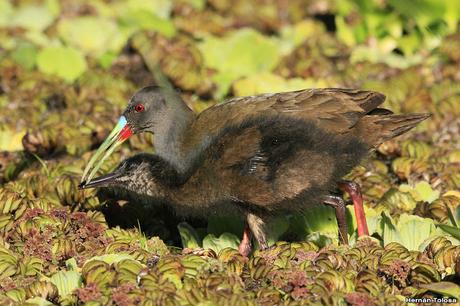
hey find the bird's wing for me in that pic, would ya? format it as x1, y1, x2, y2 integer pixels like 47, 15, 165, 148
207, 126, 270, 180
202, 124, 281, 207
201, 115, 368, 209
189, 89, 385, 146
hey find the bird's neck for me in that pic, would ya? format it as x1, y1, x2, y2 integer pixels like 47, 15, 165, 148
128, 163, 222, 212
152, 97, 196, 173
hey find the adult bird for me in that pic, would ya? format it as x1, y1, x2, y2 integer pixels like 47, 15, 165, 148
80, 87, 429, 254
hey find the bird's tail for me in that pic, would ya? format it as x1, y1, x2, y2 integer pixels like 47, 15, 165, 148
376, 113, 431, 142
355, 112, 431, 147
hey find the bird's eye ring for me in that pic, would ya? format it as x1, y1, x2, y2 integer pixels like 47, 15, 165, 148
134, 103, 145, 112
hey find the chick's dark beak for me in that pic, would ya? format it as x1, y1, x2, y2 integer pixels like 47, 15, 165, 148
79, 170, 123, 189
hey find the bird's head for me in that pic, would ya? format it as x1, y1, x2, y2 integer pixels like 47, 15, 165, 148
80, 86, 184, 184
123, 85, 171, 134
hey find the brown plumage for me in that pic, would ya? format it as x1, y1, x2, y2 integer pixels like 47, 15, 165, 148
81, 87, 430, 255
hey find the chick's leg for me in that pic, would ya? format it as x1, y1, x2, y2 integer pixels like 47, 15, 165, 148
247, 212, 268, 250
323, 195, 349, 244
238, 212, 268, 257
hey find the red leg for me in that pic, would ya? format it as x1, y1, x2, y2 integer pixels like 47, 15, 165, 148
238, 225, 252, 257
337, 180, 369, 237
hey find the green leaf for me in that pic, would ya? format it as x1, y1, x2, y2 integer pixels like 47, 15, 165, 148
335, 16, 356, 46
49, 270, 82, 298
382, 213, 437, 251
0, 1, 14, 28
350, 45, 423, 68
446, 205, 458, 227
420, 281, 460, 299
10, 4, 55, 31
202, 233, 240, 254
114, 0, 173, 20
58, 17, 125, 58
98, 51, 118, 69
444, 1, 460, 32
0, 129, 25, 151
291, 205, 346, 244
118, 9, 176, 38
233, 73, 325, 97
178, 222, 202, 249
25, 297, 54, 306
65, 258, 78, 271
388, 0, 445, 21
198, 28, 282, 97
378, 187, 418, 213
184, 0, 206, 10
45, 0, 61, 16
304, 232, 334, 247
266, 216, 290, 247
207, 217, 244, 237
438, 224, 460, 241
397, 181, 440, 204
279, 20, 324, 53
414, 181, 440, 203
11, 41, 37, 70
37, 46, 87, 82
4, 288, 26, 302
86, 253, 135, 264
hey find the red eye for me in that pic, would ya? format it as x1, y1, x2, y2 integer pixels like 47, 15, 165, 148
134, 103, 145, 112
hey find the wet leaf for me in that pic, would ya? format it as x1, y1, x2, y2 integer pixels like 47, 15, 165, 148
378, 187, 418, 213
198, 28, 281, 97
10, 4, 56, 32
279, 20, 324, 52
49, 270, 82, 298
178, 222, 202, 249
118, 9, 176, 38
420, 281, 460, 299
233, 73, 321, 97
25, 297, 54, 306
58, 17, 125, 58
115, 0, 173, 20
399, 181, 440, 203
291, 205, 343, 243
202, 233, 240, 254
37, 46, 87, 82
414, 181, 440, 203
0, 1, 13, 28
184, 0, 206, 10
207, 216, 244, 237
382, 213, 438, 251
11, 41, 38, 70
266, 216, 289, 247
437, 224, 460, 241
0, 130, 25, 152
86, 254, 136, 265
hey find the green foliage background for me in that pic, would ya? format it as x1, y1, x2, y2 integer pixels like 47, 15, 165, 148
0, 0, 460, 304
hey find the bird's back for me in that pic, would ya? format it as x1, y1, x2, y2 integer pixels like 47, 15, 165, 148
186, 88, 429, 152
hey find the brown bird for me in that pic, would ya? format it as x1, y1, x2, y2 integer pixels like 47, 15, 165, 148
80, 87, 430, 255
